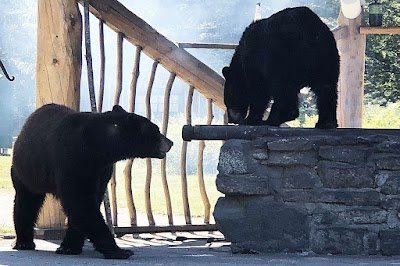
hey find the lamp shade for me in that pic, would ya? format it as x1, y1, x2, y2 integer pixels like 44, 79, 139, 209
341, 0, 362, 19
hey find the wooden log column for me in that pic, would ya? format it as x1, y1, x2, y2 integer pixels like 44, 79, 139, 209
336, 8, 366, 128
35, 0, 82, 237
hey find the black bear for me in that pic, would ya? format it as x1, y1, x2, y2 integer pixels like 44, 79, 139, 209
11, 104, 173, 259
223, 6, 340, 128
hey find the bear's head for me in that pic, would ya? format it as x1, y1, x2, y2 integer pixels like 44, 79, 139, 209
222, 66, 249, 124
93, 106, 173, 161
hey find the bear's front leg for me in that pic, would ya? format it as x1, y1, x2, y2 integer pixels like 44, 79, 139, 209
60, 185, 134, 259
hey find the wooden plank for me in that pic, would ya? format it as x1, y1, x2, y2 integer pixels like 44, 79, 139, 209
35, 0, 82, 231
114, 224, 218, 236
178, 42, 237, 49
360, 26, 400, 35
81, 0, 225, 109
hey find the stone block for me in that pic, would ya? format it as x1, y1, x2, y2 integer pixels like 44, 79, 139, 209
282, 166, 321, 189
313, 207, 388, 225
374, 154, 400, 170
337, 208, 388, 224
214, 197, 310, 253
264, 151, 318, 166
363, 232, 379, 255
311, 227, 367, 255
379, 229, 400, 255
216, 174, 273, 195
266, 137, 317, 151
318, 145, 368, 163
218, 139, 250, 174
381, 195, 400, 211
325, 136, 369, 145
375, 171, 400, 195
282, 189, 381, 206
376, 140, 400, 153
317, 161, 375, 189
252, 149, 269, 160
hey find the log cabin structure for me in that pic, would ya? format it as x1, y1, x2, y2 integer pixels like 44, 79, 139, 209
34, 0, 400, 239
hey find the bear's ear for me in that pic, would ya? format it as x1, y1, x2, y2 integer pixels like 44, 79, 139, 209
222, 66, 230, 78
112, 105, 126, 113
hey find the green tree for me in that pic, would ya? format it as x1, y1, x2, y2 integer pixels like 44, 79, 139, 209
364, 0, 400, 106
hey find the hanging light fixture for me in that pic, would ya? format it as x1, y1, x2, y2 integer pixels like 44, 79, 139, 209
369, 0, 383, 26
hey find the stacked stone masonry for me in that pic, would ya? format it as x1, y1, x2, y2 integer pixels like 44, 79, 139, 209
213, 132, 400, 255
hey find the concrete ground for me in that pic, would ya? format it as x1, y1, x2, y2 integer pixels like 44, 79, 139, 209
2, 232, 400, 266
2, 189, 400, 265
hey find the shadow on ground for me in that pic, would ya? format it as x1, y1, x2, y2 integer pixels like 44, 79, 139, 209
2, 232, 400, 266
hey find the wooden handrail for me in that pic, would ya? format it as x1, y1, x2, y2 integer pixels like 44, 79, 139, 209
360, 26, 400, 35
178, 42, 238, 49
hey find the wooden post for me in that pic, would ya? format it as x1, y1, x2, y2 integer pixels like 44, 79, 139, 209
35, 0, 82, 236
336, 7, 366, 128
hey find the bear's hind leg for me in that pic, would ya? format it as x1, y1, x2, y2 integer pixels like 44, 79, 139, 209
56, 226, 85, 255
314, 83, 338, 129
12, 176, 45, 250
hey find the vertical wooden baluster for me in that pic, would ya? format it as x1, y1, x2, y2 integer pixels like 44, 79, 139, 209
161, 72, 176, 225
83, 0, 96, 112
145, 60, 159, 226
197, 99, 213, 224
83, 0, 115, 233
97, 20, 105, 113
123, 45, 142, 226
180, 86, 194, 224
95, 19, 113, 232
110, 32, 124, 226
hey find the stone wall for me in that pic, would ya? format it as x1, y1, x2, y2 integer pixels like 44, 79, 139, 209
213, 133, 400, 255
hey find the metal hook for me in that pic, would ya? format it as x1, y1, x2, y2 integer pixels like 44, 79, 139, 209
0, 59, 15, 81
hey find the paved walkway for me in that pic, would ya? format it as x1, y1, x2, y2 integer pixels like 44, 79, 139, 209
2, 232, 400, 266
2, 189, 400, 265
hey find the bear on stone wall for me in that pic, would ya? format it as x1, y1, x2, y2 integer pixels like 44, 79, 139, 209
223, 6, 340, 128
11, 104, 173, 259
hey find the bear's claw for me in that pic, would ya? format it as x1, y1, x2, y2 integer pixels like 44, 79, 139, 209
103, 248, 134, 259
13, 241, 35, 250
56, 245, 83, 255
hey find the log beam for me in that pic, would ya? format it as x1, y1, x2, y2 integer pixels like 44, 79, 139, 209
182, 125, 400, 142
35, 0, 82, 231
336, 9, 366, 128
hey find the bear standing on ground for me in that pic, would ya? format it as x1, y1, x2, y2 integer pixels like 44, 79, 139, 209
11, 104, 173, 259
223, 6, 340, 128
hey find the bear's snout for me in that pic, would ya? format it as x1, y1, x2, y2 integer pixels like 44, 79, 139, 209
227, 109, 246, 124
157, 135, 173, 158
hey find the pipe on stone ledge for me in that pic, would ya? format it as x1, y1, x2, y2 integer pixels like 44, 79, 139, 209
181, 125, 400, 142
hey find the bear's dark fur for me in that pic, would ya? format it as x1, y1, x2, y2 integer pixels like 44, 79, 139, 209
223, 6, 340, 128
11, 104, 173, 259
